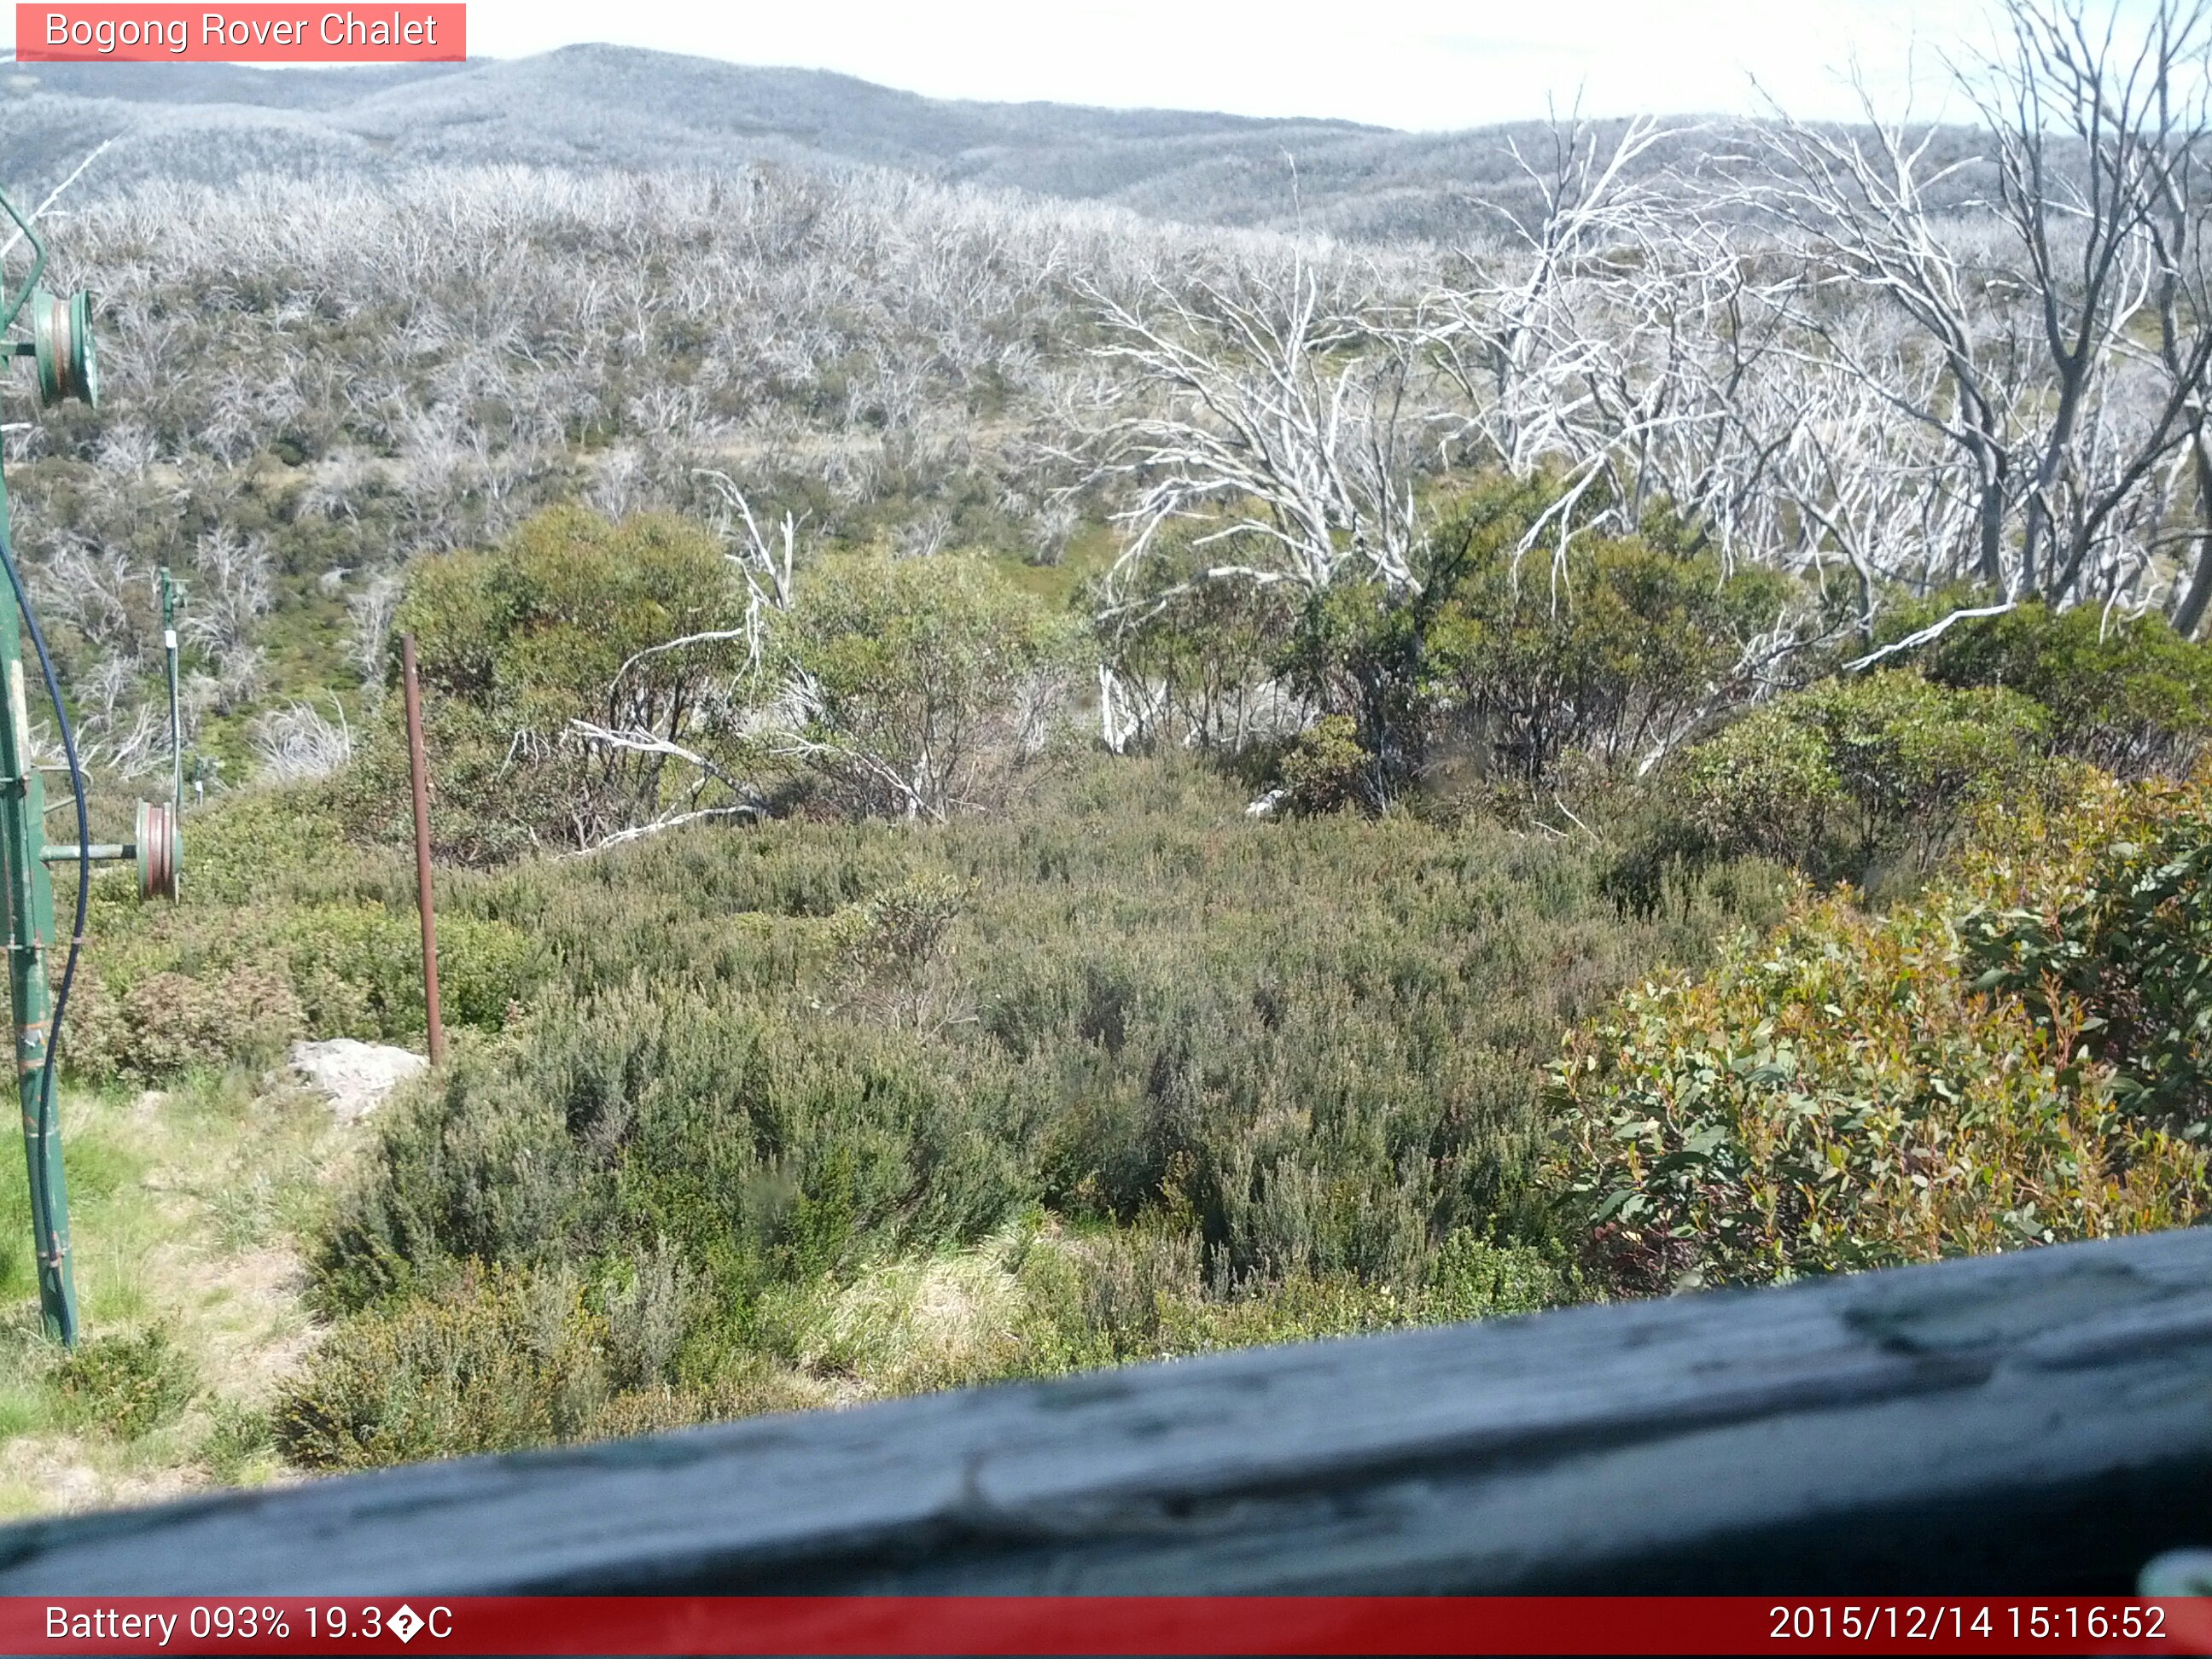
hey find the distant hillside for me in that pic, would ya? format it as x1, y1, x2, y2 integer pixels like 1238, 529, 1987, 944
0, 44, 1733, 242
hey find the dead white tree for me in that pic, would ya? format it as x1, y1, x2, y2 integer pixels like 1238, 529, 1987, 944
1424, 114, 1678, 482
692, 468, 798, 674
1754, 2, 2212, 625
346, 572, 402, 688
0, 137, 117, 263
556, 473, 800, 853
1969, 0, 2212, 606
251, 696, 354, 784
1415, 114, 1807, 582
1750, 317, 1991, 633
1752, 91, 2026, 597
562, 719, 769, 854
1084, 261, 1433, 608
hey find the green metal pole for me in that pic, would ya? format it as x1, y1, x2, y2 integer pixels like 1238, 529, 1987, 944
43, 846, 129, 864
0, 466, 73, 1344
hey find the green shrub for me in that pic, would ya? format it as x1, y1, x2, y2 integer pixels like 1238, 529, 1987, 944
1089, 531, 1301, 750
1917, 601, 2212, 775
55, 1327, 198, 1440
1010, 1224, 1203, 1370
829, 875, 968, 985
998, 1225, 1474, 1375
826, 874, 971, 1030
1601, 714, 1837, 918
67, 962, 304, 1085
774, 552, 1080, 820
65, 899, 532, 1084
1421, 1228, 1576, 1323
1614, 670, 2052, 909
1417, 488, 1798, 781
273, 905, 536, 1038
1553, 776, 2212, 1295
198, 1400, 276, 1481
1277, 715, 1370, 816
275, 1266, 610, 1470
55, 782, 541, 1086
350, 506, 749, 860
310, 1049, 593, 1317
1790, 672, 2049, 863
276, 1262, 819, 1470
178, 791, 360, 907
1118, 478, 1801, 798
295, 754, 1778, 1465
1961, 770, 2212, 1132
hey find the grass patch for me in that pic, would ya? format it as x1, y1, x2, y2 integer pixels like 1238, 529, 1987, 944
0, 1071, 364, 1516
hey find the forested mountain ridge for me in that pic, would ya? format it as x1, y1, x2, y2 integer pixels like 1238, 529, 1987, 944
5, 44, 1757, 240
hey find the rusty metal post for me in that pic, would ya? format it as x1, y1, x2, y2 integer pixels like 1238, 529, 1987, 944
400, 634, 445, 1068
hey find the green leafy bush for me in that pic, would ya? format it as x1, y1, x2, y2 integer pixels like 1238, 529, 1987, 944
825, 874, 971, 1029
1916, 601, 2212, 775
1420, 1227, 1577, 1323
1612, 670, 2052, 911
346, 506, 748, 860
1554, 776, 2212, 1295
1277, 715, 1371, 815
1416, 486, 1796, 781
67, 898, 533, 1084
272, 905, 535, 1037
276, 1261, 826, 1472
774, 552, 1079, 819
1089, 528, 1301, 751
1115, 479, 1800, 800
1962, 772, 2212, 1131
1789, 672, 2050, 863
828, 875, 968, 984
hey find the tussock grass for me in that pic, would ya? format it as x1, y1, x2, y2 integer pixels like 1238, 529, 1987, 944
0, 1071, 358, 1516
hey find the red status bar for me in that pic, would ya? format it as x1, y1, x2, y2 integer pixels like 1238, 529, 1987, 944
15, 6, 464, 63
7, 1597, 2212, 1656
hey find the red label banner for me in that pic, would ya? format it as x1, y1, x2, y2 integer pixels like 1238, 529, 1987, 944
15, 5, 463, 61
1, 1597, 2209, 1656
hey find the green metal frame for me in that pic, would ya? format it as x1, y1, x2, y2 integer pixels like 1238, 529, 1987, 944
0, 191, 72, 1343
0, 193, 45, 336
0, 180, 169, 1346
0, 472, 73, 1344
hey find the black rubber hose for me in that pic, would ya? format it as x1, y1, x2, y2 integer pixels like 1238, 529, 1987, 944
0, 536, 89, 1289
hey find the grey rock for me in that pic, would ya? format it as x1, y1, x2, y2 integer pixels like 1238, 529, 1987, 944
286, 1038, 427, 1124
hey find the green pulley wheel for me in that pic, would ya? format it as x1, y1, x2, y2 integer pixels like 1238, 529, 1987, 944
31, 287, 97, 410
134, 800, 179, 901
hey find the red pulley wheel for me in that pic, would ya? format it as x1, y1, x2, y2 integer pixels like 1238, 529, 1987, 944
135, 800, 179, 901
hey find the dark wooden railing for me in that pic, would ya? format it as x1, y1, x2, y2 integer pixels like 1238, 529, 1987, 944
0, 1227, 2206, 1595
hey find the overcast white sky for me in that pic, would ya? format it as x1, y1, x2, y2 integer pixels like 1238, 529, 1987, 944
1, 1, 2064, 129
438, 0, 2006, 128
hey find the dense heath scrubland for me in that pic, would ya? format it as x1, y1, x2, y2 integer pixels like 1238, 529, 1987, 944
3, 0, 2212, 1483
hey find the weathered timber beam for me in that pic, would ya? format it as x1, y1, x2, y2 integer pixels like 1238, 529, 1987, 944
0, 1228, 2207, 1594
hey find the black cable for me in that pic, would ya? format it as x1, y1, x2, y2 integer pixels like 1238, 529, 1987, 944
0, 534, 88, 1325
